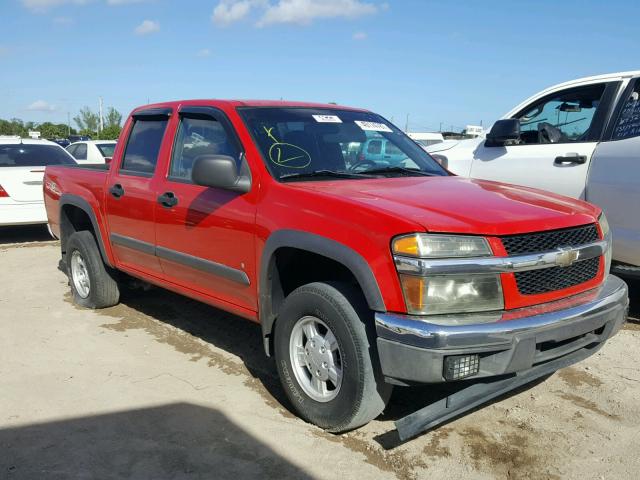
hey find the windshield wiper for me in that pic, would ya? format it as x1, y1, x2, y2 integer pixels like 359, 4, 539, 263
359, 166, 437, 177
279, 170, 374, 181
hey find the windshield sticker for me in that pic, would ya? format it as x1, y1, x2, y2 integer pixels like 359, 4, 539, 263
263, 126, 311, 169
312, 114, 342, 123
354, 121, 393, 133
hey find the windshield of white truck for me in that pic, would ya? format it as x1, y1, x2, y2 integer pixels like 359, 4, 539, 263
239, 107, 448, 181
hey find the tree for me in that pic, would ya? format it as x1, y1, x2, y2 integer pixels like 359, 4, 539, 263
105, 107, 122, 128
38, 122, 72, 139
98, 124, 122, 140
73, 106, 99, 133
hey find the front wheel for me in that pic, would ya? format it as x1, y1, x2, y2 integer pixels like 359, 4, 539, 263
274, 282, 392, 432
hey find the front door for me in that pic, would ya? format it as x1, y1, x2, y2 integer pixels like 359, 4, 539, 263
470, 82, 618, 199
153, 106, 257, 312
105, 109, 171, 275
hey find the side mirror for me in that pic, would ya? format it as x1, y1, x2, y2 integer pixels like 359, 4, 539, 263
485, 119, 520, 147
192, 154, 251, 193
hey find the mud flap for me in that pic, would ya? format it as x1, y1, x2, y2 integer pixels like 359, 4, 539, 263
394, 343, 603, 442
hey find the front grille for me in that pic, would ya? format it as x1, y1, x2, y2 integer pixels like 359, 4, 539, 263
502, 224, 599, 256
514, 257, 600, 295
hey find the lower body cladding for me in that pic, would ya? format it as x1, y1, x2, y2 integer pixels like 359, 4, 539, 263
375, 275, 628, 386
375, 275, 628, 441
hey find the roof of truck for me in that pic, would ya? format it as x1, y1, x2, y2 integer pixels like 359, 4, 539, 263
132, 99, 369, 114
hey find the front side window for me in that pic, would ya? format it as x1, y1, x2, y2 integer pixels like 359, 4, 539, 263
612, 79, 640, 140
238, 107, 447, 181
120, 118, 169, 174
0, 144, 76, 167
169, 116, 239, 181
515, 84, 606, 144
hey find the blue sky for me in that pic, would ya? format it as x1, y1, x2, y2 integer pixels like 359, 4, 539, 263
1, 0, 639, 132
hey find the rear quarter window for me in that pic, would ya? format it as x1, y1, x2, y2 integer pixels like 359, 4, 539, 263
120, 119, 169, 174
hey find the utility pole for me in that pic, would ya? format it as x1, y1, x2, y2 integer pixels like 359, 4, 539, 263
98, 96, 104, 134
67, 112, 71, 136
439, 122, 442, 132
404, 113, 409, 132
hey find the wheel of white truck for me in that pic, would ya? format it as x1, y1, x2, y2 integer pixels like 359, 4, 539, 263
274, 281, 392, 432
66, 231, 120, 309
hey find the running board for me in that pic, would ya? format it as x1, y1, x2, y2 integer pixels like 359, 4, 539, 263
394, 344, 602, 442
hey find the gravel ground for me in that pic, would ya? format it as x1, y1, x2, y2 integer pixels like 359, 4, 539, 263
1, 230, 639, 480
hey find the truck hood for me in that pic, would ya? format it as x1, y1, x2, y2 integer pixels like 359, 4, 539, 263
289, 176, 600, 236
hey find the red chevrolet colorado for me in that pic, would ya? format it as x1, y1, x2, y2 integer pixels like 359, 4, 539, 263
44, 100, 628, 439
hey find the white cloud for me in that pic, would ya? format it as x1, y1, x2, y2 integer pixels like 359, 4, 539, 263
352, 31, 367, 40
196, 48, 212, 57
258, 0, 377, 26
134, 19, 160, 35
28, 100, 57, 112
212, 0, 378, 26
212, 0, 256, 25
21, 0, 89, 13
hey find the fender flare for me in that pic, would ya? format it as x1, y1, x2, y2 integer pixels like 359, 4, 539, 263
59, 194, 113, 267
259, 229, 386, 354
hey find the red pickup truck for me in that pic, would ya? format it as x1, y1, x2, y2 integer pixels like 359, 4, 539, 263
44, 100, 628, 439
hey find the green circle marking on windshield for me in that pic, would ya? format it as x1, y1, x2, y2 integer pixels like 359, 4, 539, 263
264, 126, 311, 169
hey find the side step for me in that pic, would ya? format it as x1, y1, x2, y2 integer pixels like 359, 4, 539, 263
394, 344, 603, 442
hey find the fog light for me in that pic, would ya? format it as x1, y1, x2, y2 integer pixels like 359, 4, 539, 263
444, 354, 480, 380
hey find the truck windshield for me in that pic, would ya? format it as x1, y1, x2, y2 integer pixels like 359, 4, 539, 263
239, 107, 448, 181
0, 144, 77, 167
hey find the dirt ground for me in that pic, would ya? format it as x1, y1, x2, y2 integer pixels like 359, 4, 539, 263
1, 227, 639, 480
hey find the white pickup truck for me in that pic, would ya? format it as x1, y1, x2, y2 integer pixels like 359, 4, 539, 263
427, 71, 640, 275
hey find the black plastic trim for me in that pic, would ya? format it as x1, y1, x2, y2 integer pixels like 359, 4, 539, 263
156, 246, 250, 286
59, 194, 112, 267
110, 233, 155, 256
132, 107, 172, 118
109, 233, 249, 285
259, 229, 386, 354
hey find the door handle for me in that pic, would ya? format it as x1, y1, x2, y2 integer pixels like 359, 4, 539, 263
109, 184, 124, 198
554, 154, 587, 165
157, 191, 178, 208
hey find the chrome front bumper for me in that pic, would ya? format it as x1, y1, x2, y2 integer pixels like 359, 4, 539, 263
375, 275, 629, 384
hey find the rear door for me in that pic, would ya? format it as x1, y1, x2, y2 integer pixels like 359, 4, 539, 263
587, 77, 640, 266
105, 108, 171, 275
470, 82, 620, 198
153, 106, 257, 311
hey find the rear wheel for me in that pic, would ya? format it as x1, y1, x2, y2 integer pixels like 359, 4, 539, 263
274, 282, 392, 432
66, 231, 120, 309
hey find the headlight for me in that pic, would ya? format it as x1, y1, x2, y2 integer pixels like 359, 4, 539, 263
599, 212, 612, 275
392, 234, 491, 258
393, 233, 502, 315
399, 273, 504, 315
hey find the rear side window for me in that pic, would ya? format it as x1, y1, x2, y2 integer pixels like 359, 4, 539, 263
367, 140, 382, 154
612, 79, 640, 140
73, 143, 87, 160
0, 144, 76, 167
121, 118, 169, 175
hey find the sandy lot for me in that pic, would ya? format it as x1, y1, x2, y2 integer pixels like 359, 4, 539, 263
1, 230, 639, 480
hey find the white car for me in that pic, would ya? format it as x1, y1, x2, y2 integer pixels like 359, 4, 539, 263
66, 140, 117, 164
427, 71, 640, 274
0, 137, 77, 227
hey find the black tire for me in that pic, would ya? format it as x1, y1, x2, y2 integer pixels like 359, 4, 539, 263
274, 282, 392, 432
66, 231, 120, 309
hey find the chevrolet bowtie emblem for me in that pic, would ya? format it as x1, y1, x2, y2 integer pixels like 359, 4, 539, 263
555, 248, 580, 267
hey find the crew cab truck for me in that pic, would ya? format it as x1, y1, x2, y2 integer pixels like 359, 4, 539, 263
426, 71, 640, 276
44, 100, 629, 439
